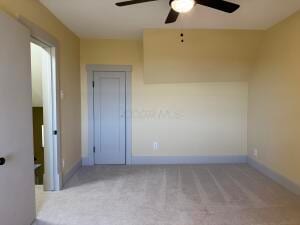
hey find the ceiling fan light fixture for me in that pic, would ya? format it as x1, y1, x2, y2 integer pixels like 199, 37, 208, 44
171, 0, 195, 13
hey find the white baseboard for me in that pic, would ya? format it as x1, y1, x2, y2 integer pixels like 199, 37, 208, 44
55, 172, 63, 191
62, 160, 82, 186
248, 157, 300, 195
132, 155, 247, 165
82, 155, 247, 165
82, 156, 94, 166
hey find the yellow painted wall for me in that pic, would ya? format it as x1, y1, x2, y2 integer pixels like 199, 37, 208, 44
3, 0, 298, 188
81, 37, 250, 158
0, 0, 81, 176
144, 29, 264, 83
248, 11, 300, 186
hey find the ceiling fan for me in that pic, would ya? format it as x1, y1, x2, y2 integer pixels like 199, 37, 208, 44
115, 0, 240, 24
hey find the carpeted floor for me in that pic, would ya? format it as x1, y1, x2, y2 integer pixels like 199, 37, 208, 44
34, 164, 300, 225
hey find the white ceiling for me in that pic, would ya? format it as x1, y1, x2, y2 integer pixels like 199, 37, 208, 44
40, 0, 300, 39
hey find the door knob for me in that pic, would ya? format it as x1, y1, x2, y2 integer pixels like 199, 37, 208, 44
0, 157, 5, 165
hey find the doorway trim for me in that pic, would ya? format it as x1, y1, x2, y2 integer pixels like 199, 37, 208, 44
19, 17, 62, 191
86, 65, 132, 165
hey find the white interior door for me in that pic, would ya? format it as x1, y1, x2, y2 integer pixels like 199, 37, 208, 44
94, 72, 126, 164
0, 12, 36, 225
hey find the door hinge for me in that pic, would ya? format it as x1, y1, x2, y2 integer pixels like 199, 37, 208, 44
92, 81, 95, 88
93, 146, 96, 153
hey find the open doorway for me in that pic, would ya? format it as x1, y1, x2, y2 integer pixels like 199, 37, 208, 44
30, 40, 61, 191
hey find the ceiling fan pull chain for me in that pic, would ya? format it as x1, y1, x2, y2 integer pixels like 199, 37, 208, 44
180, 14, 184, 43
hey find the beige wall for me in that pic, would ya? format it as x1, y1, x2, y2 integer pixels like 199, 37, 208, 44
144, 29, 264, 83
3, 0, 298, 188
81, 36, 250, 158
248, 11, 300, 186
0, 0, 81, 176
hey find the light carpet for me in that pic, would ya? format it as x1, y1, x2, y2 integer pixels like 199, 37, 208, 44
33, 164, 300, 225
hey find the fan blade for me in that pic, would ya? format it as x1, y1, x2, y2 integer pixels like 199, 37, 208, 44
116, 0, 157, 7
195, 0, 240, 13
165, 9, 179, 24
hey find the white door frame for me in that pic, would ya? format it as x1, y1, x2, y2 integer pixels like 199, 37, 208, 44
19, 17, 62, 191
86, 65, 132, 165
